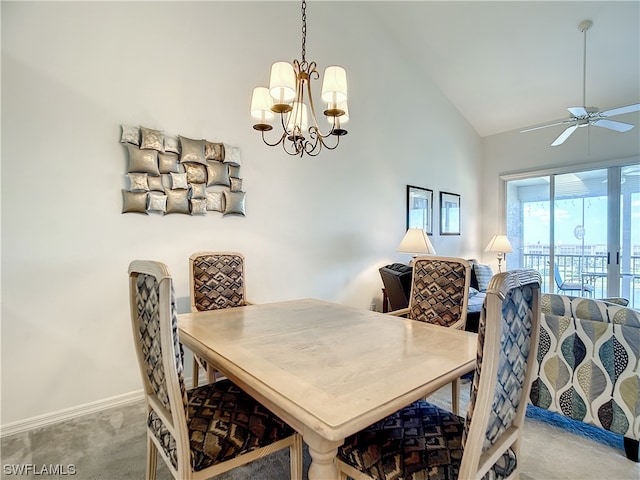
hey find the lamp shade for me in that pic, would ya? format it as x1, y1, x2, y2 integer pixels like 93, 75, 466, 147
269, 61, 296, 104
250, 87, 275, 122
397, 228, 436, 255
484, 235, 513, 253
321, 65, 348, 104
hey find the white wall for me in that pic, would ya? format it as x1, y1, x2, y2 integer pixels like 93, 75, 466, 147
1, 2, 482, 426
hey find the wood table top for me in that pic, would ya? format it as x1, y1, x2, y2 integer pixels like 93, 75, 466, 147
178, 298, 477, 441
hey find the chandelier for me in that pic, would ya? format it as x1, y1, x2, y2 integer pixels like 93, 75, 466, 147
250, 0, 349, 157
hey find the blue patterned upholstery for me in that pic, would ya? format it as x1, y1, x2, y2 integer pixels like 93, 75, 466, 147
530, 293, 640, 459
337, 270, 540, 480
472, 263, 494, 292
464, 285, 535, 448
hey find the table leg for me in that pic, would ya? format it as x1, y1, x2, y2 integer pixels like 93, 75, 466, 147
304, 429, 343, 480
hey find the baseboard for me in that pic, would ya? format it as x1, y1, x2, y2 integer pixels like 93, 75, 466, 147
0, 389, 144, 438
0, 372, 206, 438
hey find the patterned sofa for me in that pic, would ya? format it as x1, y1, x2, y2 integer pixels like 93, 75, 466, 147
530, 293, 640, 461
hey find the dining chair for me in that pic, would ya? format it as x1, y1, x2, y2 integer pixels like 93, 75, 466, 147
189, 251, 250, 387
554, 266, 593, 296
388, 256, 471, 415
128, 260, 302, 480
337, 269, 541, 480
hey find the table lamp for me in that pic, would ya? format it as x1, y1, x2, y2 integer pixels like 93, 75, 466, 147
397, 228, 436, 259
484, 234, 513, 272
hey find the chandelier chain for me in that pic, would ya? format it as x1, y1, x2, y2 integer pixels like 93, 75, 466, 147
301, 0, 307, 63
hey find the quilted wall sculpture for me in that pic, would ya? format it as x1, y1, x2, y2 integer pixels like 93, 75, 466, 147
120, 125, 245, 216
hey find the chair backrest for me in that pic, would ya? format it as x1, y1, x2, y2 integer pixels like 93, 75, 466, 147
553, 267, 563, 288
408, 256, 471, 329
189, 252, 247, 312
459, 269, 541, 480
128, 260, 189, 474
379, 263, 412, 311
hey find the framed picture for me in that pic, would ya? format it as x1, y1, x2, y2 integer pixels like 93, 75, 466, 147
440, 191, 460, 235
406, 185, 433, 235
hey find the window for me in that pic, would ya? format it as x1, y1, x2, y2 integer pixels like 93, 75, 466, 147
503, 161, 640, 308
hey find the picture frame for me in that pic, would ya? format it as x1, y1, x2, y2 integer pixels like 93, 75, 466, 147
406, 185, 433, 235
440, 191, 460, 235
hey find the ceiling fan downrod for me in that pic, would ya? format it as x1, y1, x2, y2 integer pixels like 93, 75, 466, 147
579, 20, 592, 108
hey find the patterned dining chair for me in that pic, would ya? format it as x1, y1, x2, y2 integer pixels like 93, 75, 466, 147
189, 251, 250, 387
389, 256, 471, 415
128, 260, 302, 480
337, 269, 541, 480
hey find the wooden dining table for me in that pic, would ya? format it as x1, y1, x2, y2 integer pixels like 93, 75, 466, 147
178, 298, 477, 480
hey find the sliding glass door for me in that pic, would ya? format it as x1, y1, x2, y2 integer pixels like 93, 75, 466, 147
504, 161, 639, 308
618, 165, 640, 302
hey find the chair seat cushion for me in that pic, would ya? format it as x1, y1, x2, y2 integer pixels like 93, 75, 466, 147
561, 281, 593, 292
148, 379, 294, 472
337, 400, 516, 480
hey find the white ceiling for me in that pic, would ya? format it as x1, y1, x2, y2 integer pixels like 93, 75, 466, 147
364, 1, 640, 137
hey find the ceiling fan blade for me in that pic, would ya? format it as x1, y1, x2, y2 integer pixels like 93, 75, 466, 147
600, 104, 640, 117
551, 124, 578, 146
568, 107, 588, 117
520, 121, 570, 133
592, 119, 635, 132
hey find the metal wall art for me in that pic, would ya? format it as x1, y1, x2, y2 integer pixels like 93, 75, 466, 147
120, 125, 245, 216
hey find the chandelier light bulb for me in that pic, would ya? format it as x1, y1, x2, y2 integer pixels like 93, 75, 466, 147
327, 101, 349, 136
286, 102, 309, 136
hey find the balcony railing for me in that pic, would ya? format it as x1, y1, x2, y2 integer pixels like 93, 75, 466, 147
520, 253, 640, 309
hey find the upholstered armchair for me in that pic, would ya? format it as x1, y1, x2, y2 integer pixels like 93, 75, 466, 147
531, 293, 640, 461
388, 256, 471, 414
189, 252, 251, 386
337, 270, 541, 480
128, 260, 302, 480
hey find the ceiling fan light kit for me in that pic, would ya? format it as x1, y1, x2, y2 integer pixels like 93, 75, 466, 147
521, 19, 640, 146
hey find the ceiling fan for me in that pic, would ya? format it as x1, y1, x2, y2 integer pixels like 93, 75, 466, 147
521, 20, 640, 146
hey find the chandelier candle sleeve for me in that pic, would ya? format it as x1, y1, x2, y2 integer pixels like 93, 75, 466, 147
328, 101, 349, 135
250, 0, 349, 156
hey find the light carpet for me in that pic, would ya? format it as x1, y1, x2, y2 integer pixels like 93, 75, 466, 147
2, 382, 638, 479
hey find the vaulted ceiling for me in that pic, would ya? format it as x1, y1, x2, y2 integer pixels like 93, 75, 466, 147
364, 1, 640, 138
